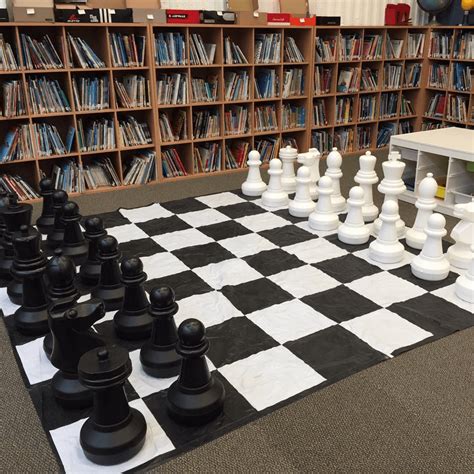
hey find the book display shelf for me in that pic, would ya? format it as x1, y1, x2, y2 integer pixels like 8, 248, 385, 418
0, 23, 472, 202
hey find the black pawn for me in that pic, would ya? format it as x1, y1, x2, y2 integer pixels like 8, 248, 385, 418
91, 236, 124, 311
49, 298, 105, 408
43, 249, 80, 358
0, 189, 10, 257
79, 216, 106, 287
36, 178, 55, 235
13, 225, 50, 335
140, 286, 181, 378
0, 195, 32, 277
114, 257, 152, 340
167, 319, 225, 425
78, 346, 147, 465
46, 190, 68, 250
60, 201, 88, 265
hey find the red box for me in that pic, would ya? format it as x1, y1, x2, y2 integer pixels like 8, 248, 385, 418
290, 16, 316, 26
166, 9, 200, 24
267, 12, 291, 25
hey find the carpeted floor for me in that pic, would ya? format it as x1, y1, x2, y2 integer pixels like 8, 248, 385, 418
1, 152, 471, 473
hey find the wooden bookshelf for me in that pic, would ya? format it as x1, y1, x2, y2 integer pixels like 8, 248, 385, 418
0, 23, 472, 202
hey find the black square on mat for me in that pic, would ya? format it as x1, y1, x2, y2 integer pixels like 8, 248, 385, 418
145, 271, 213, 301
301, 285, 381, 323
285, 325, 387, 383
143, 372, 257, 450
161, 198, 209, 214
389, 265, 458, 292
272, 208, 307, 224
136, 215, 191, 237
258, 225, 316, 247
118, 238, 166, 259
324, 233, 375, 253
172, 243, 235, 269
94, 320, 148, 352
314, 254, 382, 284
199, 220, 252, 241
87, 210, 130, 229
221, 278, 293, 314
244, 249, 305, 277
217, 202, 267, 219
206, 316, 279, 367
388, 293, 474, 339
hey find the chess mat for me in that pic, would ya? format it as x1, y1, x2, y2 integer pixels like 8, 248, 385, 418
1, 189, 473, 473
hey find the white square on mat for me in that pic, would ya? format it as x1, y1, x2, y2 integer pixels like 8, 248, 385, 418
236, 212, 290, 232
178, 208, 230, 228
219, 233, 277, 258
152, 228, 214, 251
341, 308, 433, 356
269, 265, 340, 298
283, 237, 348, 264
253, 198, 289, 212
432, 284, 474, 314
193, 258, 262, 290
16, 337, 57, 385
219, 345, 325, 411
175, 291, 243, 328
0, 287, 20, 316
141, 252, 189, 280
197, 192, 246, 208
119, 203, 173, 223
50, 399, 175, 473
346, 272, 426, 307
247, 299, 336, 344
107, 224, 149, 244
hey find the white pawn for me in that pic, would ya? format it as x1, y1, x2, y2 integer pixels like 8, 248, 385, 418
241, 149, 267, 197
297, 148, 320, 199
308, 176, 339, 231
289, 166, 316, 217
325, 147, 345, 212
261, 158, 289, 208
411, 213, 450, 281
447, 201, 474, 269
279, 145, 297, 193
354, 151, 379, 222
338, 186, 371, 245
369, 200, 404, 264
455, 245, 474, 303
405, 173, 438, 250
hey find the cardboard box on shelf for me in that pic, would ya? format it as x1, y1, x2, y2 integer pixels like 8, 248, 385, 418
125, 0, 166, 23
8, 0, 54, 22
87, 0, 125, 8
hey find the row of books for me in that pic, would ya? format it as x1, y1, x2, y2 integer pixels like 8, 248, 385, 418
335, 97, 353, 124
314, 66, 332, 94
407, 33, 425, 58
426, 93, 446, 119
404, 63, 421, 88
255, 33, 282, 64
225, 140, 249, 169
224, 37, 248, 65
225, 70, 249, 101
194, 142, 221, 173
360, 68, 378, 91
428, 63, 448, 89
453, 31, 473, 60
256, 136, 279, 162
123, 151, 155, 185
429, 32, 452, 59
27, 76, 71, 114
357, 125, 372, 150
118, 116, 152, 147
383, 63, 402, 89
313, 99, 328, 127
362, 35, 383, 60
83, 157, 121, 189
337, 67, 359, 93
333, 127, 354, 153
78, 118, 115, 152
0, 124, 34, 162
32, 122, 73, 157
398, 120, 413, 135
255, 104, 278, 132
0, 34, 19, 71
0, 174, 39, 200
157, 73, 187, 105
159, 109, 187, 142
315, 36, 336, 62
224, 106, 249, 135
386, 36, 404, 59
1, 80, 26, 118
376, 123, 396, 148
109, 33, 146, 68
72, 76, 110, 111
449, 63, 473, 92
399, 95, 414, 116
282, 104, 305, 129
154, 32, 186, 66
115, 75, 150, 109
282, 68, 305, 98
340, 34, 362, 61
162, 147, 187, 177
255, 68, 279, 99
446, 94, 468, 122
67, 34, 105, 69
359, 95, 376, 121
422, 121, 445, 131
192, 75, 219, 103
20, 34, 63, 70
284, 37, 305, 63
193, 110, 220, 139
190, 34, 216, 66
379, 92, 398, 118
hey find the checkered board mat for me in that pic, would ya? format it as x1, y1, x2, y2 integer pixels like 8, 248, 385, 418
1, 190, 473, 472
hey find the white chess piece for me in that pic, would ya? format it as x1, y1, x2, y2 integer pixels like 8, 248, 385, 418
373, 151, 406, 237
325, 147, 345, 212
289, 166, 316, 217
297, 147, 320, 199
241, 149, 267, 197
369, 200, 404, 264
455, 245, 474, 303
447, 201, 474, 269
338, 186, 371, 245
354, 151, 379, 222
411, 213, 450, 281
405, 173, 438, 250
261, 158, 289, 208
279, 145, 297, 193
308, 176, 339, 231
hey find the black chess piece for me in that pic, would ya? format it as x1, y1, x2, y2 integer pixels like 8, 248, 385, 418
167, 319, 225, 425
43, 249, 81, 359
36, 178, 55, 235
46, 190, 68, 250
78, 346, 147, 465
0, 189, 10, 257
79, 217, 107, 287
140, 286, 181, 378
91, 236, 124, 311
13, 225, 50, 335
49, 298, 105, 408
0, 195, 32, 278
60, 201, 88, 265
114, 257, 152, 340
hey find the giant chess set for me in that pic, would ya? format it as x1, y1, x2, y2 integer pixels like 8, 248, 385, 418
0, 146, 473, 471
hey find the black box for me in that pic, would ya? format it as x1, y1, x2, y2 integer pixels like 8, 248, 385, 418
0, 8, 8, 22
200, 10, 236, 24
55, 7, 132, 23
316, 16, 341, 26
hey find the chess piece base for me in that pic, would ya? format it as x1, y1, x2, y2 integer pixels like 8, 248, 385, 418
167, 377, 225, 425
14, 306, 49, 335
140, 344, 181, 378
80, 407, 147, 466
411, 256, 450, 281
308, 213, 339, 232
361, 204, 379, 223
91, 286, 124, 312
288, 200, 316, 218
405, 228, 426, 250
447, 246, 471, 270
369, 241, 404, 264
114, 311, 152, 340
7, 278, 23, 305
52, 371, 92, 408
261, 192, 288, 208
241, 181, 266, 197
455, 274, 474, 303
338, 226, 370, 245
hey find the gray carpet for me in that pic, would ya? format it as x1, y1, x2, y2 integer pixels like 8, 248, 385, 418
1, 152, 470, 472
